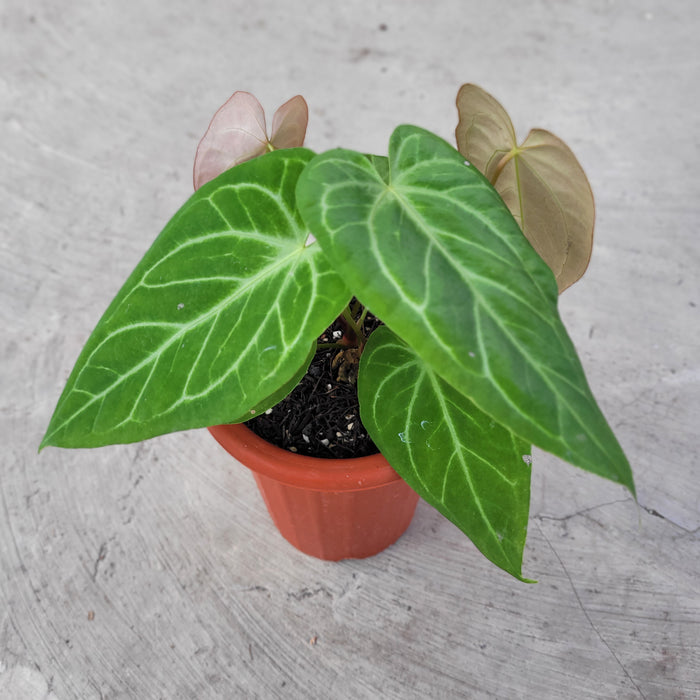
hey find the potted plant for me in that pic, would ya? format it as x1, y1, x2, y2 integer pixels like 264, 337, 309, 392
41, 85, 634, 580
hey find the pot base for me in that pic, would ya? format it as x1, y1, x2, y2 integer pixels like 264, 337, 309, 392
252, 470, 419, 561
208, 423, 419, 561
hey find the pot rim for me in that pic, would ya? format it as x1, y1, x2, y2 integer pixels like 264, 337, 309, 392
208, 422, 402, 492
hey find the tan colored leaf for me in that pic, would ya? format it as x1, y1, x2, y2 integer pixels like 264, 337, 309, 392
270, 95, 308, 149
455, 83, 516, 181
455, 84, 594, 292
497, 129, 595, 290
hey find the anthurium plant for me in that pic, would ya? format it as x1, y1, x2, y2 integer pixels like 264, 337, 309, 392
42, 85, 634, 580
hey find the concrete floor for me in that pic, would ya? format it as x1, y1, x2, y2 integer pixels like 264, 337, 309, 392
2, 0, 699, 697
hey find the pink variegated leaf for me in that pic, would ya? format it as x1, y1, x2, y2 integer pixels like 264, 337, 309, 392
193, 91, 269, 190
270, 95, 309, 150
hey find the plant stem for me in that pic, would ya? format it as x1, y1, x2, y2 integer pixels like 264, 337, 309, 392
358, 306, 369, 336
317, 302, 369, 352
490, 148, 517, 186
341, 305, 366, 345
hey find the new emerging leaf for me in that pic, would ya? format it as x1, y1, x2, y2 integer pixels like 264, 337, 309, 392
193, 92, 309, 190
455, 83, 594, 292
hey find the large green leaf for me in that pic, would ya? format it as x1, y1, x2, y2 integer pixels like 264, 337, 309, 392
455, 83, 595, 293
297, 125, 634, 494
359, 326, 533, 580
42, 149, 350, 448
226, 340, 317, 424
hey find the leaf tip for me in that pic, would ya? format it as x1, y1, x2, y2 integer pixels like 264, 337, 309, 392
38, 431, 53, 454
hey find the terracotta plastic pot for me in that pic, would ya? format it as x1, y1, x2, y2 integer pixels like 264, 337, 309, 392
208, 423, 419, 561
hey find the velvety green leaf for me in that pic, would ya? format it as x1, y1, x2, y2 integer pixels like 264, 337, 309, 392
363, 153, 390, 183
227, 340, 316, 424
297, 125, 634, 494
42, 149, 350, 448
455, 83, 595, 292
359, 327, 533, 581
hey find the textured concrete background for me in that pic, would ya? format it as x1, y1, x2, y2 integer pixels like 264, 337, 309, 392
2, 1, 699, 698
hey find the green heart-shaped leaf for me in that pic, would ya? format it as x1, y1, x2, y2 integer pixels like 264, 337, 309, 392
455, 83, 595, 292
42, 149, 350, 448
297, 125, 633, 494
360, 326, 533, 581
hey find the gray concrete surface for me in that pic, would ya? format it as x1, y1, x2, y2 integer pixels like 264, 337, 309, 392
2, 1, 699, 698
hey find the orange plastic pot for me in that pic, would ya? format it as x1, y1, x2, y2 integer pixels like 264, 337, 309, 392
208, 423, 419, 561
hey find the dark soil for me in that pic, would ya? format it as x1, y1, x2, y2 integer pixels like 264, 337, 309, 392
245, 308, 381, 459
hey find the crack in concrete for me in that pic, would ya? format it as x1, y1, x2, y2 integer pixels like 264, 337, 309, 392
287, 586, 333, 602
534, 520, 647, 699
536, 498, 697, 534
535, 498, 631, 524
91, 543, 107, 582
638, 504, 697, 533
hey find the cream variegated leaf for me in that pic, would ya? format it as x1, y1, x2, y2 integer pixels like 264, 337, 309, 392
42, 149, 349, 448
359, 326, 533, 581
297, 125, 634, 494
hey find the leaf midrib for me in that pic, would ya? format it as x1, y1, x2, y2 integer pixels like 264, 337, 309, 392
385, 183, 610, 457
